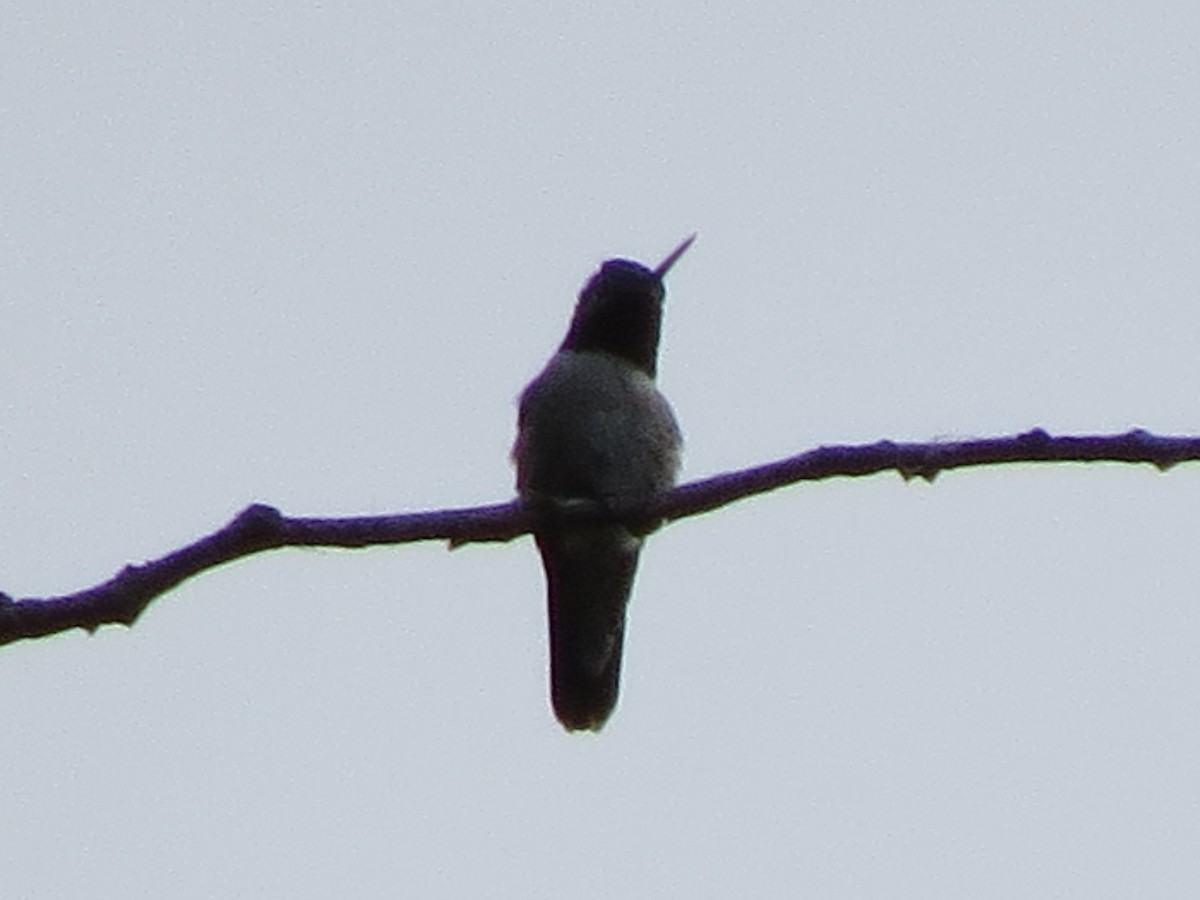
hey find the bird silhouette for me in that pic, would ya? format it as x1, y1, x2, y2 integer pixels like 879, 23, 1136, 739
514, 236, 692, 730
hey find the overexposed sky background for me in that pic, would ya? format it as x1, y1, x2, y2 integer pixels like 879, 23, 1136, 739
4, 3, 1200, 896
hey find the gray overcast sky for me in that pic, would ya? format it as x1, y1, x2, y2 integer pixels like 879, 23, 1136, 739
4, 2, 1200, 896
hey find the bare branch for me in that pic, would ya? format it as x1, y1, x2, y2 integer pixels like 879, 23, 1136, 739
3, 428, 1196, 648
653, 427, 1200, 521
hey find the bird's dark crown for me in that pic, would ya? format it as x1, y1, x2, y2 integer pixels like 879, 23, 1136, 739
559, 259, 666, 376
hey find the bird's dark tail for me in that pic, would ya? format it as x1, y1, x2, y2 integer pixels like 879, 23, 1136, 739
536, 527, 642, 731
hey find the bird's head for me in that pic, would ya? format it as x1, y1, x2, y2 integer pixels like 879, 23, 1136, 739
560, 235, 695, 376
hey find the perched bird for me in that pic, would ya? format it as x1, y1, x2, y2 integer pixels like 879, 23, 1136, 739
514, 236, 693, 731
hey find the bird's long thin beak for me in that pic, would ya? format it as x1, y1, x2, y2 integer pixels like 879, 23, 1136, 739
653, 233, 697, 279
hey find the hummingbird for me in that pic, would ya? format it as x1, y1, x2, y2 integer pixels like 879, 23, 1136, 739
514, 236, 693, 731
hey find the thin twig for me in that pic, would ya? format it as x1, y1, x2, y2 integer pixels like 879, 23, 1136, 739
2, 428, 1195, 648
